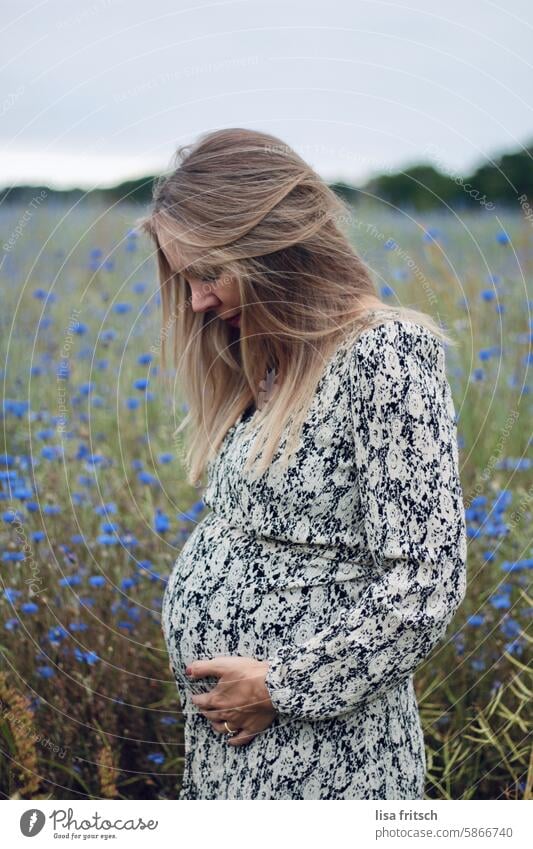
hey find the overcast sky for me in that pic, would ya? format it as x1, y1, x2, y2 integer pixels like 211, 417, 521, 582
2, 0, 532, 189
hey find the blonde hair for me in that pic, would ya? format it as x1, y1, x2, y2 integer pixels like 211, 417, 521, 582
136, 127, 454, 485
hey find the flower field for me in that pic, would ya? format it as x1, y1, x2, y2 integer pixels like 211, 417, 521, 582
0, 198, 531, 799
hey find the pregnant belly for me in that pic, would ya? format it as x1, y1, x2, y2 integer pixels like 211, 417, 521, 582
162, 511, 372, 696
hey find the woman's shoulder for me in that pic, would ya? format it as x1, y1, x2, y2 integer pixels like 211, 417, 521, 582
345, 309, 445, 373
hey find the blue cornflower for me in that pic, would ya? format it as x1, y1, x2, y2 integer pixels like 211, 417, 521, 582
160, 716, 178, 725
4, 588, 22, 602
501, 558, 533, 572
133, 378, 149, 391
48, 626, 69, 644
97, 534, 118, 545
21, 602, 39, 614
158, 452, 174, 464
59, 575, 81, 587
489, 593, 511, 610
137, 353, 153, 365
500, 618, 521, 638
95, 502, 117, 516
496, 230, 510, 245
2, 551, 25, 561
466, 614, 484, 627
138, 471, 157, 485
154, 510, 170, 533
36, 666, 55, 679
147, 752, 165, 765
89, 575, 106, 587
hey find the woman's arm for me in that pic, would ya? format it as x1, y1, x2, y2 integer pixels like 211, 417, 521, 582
264, 321, 468, 722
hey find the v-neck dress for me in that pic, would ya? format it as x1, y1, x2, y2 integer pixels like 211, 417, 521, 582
161, 313, 468, 800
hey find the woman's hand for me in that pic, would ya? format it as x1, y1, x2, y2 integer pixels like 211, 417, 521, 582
186, 656, 277, 747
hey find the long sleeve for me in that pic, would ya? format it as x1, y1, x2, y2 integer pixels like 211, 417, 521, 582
264, 321, 467, 721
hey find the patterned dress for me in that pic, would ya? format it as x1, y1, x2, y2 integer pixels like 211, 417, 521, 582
162, 312, 468, 800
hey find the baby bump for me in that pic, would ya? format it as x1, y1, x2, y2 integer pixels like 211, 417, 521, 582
162, 512, 374, 680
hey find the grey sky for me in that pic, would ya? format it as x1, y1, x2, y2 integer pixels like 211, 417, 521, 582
1, 0, 532, 189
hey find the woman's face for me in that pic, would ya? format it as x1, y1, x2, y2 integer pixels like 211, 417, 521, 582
186, 271, 242, 328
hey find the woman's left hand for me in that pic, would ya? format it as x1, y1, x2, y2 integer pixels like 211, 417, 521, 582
187, 656, 277, 747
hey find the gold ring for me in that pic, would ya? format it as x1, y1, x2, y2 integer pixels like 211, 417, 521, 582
224, 721, 238, 735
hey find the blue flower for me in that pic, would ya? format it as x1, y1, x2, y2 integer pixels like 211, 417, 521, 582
21, 602, 39, 614
126, 398, 140, 410
489, 593, 511, 610
4, 588, 22, 602
423, 227, 440, 243
36, 666, 55, 678
158, 452, 174, 464
133, 378, 149, 391
466, 614, 484, 627
113, 303, 132, 314
89, 575, 106, 587
2, 551, 25, 561
97, 532, 117, 546
501, 558, 533, 572
504, 639, 523, 656
500, 618, 521, 639
138, 471, 157, 485
59, 575, 81, 587
147, 752, 165, 765
74, 648, 100, 664
496, 230, 510, 245
154, 510, 170, 533
69, 622, 88, 632
137, 353, 153, 365
95, 502, 117, 516
48, 626, 69, 644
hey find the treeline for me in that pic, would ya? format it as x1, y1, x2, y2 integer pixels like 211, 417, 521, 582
1, 142, 532, 211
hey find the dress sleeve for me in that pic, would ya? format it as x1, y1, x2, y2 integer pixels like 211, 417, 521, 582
264, 321, 467, 721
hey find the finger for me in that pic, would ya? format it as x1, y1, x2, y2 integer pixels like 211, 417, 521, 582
226, 729, 257, 747
209, 721, 240, 735
187, 656, 229, 679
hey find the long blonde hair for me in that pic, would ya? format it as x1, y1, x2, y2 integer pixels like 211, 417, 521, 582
137, 127, 453, 485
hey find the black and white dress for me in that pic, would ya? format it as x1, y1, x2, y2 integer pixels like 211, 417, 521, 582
162, 312, 468, 800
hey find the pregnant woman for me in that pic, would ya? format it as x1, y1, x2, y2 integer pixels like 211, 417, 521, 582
139, 127, 467, 800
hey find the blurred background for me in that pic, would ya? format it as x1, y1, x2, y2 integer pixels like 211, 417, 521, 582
0, 0, 531, 800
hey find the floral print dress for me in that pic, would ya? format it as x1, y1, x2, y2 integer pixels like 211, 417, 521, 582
161, 312, 468, 800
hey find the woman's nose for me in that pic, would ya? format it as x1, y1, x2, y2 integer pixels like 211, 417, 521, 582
190, 285, 220, 313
